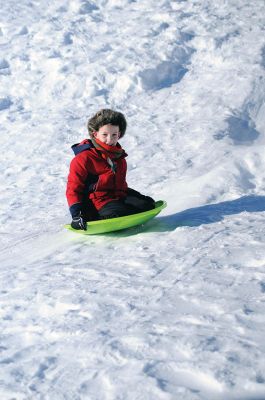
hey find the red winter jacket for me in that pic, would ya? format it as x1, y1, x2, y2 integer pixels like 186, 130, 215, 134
66, 139, 128, 211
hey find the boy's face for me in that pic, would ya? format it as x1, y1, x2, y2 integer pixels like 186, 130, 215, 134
94, 124, 120, 146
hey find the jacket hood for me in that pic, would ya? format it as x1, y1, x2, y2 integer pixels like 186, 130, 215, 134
71, 139, 93, 155
71, 139, 127, 158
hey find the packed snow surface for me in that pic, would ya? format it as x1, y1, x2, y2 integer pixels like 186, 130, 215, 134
1, 0, 265, 399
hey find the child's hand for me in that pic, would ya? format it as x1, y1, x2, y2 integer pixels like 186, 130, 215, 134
71, 212, 87, 230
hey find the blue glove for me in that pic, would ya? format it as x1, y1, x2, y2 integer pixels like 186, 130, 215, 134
71, 211, 87, 231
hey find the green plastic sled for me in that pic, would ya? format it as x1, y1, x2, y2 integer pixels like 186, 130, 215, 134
65, 200, 167, 235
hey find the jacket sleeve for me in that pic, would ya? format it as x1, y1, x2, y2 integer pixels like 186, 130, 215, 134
66, 154, 90, 207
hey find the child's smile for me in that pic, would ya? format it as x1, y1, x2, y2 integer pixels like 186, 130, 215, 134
94, 124, 120, 146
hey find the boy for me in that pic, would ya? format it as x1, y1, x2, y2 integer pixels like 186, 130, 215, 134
66, 109, 155, 230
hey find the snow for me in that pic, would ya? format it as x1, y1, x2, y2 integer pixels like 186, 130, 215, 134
1, 0, 265, 399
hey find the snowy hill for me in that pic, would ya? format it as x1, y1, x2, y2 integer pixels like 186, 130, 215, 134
1, 1, 265, 399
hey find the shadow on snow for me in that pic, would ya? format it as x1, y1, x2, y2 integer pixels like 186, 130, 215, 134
103, 195, 265, 237
150, 195, 265, 232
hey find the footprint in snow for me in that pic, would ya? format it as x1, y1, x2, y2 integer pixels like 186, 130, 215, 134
0, 97, 12, 111
140, 61, 188, 91
78, 1, 99, 14
0, 59, 10, 75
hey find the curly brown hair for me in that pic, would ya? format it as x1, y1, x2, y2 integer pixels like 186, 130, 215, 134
87, 109, 127, 138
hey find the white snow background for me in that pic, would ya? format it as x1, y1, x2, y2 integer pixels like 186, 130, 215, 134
1, 0, 265, 399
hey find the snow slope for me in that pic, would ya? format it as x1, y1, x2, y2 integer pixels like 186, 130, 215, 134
1, 0, 265, 399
